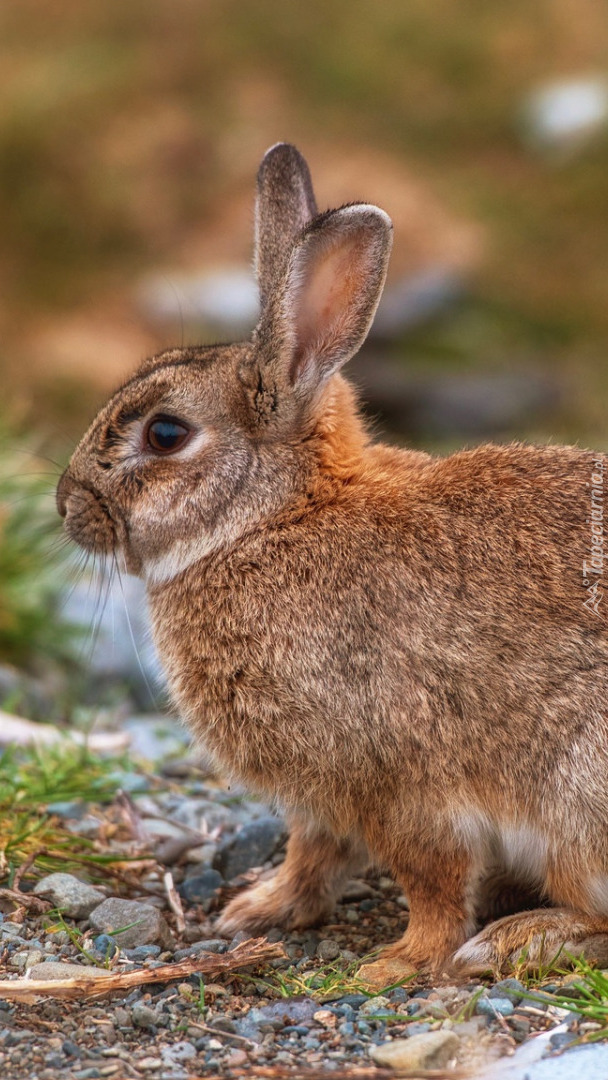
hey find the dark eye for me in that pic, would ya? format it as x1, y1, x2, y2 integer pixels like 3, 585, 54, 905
145, 416, 191, 454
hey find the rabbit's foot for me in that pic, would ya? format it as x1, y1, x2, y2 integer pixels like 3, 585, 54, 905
452, 908, 608, 977
216, 877, 332, 937
358, 955, 418, 991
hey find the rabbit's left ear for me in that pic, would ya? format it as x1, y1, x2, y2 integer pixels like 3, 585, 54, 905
258, 203, 392, 393
255, 143, 318, 310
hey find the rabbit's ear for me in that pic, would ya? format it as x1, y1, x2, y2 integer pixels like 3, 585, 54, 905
255, 143, 318, 310
260, 204, 392, 393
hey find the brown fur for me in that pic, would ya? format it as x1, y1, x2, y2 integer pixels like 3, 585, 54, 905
57, 144, 608, 984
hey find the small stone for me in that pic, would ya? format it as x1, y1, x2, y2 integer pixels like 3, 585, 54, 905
179, 869, 224, 905
549, 1031, 578, 1051
335, 994, 368, 1009
123, 945, 161, 961
340, 880, 375, 903
173, 939, 228, 961
33, 874, 106, 919
131, 1004, 159, 1029
359, 996, 391, 1016
316, 939, 340, 961
370, 1030, 460, 1071
313, 1010, 338, 1028
489, 977, 525, 1004
24, 949, 44, 969
226, 1049, 248, 1067
160, 1042, 196, 1065
214, 816, 287, 879
88, 898, 173, 949
92, 935, 118, 959
476, 996, 514, 1018
378, 877, 394, 891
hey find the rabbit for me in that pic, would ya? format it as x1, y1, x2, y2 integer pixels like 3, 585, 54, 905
57, 142, 608, 986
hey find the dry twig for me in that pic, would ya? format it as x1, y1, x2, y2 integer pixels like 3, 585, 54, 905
163, 869, 186, 934
0, 937, 283, 1003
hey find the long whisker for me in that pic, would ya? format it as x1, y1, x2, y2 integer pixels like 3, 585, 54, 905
114, 556, 158, 709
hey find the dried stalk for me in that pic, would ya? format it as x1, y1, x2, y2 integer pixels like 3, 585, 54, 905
0, 937, 283, 1003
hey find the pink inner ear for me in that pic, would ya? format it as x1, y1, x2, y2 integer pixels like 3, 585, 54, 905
292, 234, 369, 379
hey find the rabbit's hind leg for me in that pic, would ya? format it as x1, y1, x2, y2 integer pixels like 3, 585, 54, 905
216, 818, 366, 936
451, 906, 608, 977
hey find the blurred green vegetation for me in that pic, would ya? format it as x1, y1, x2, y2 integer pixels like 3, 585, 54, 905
0, 431, 75, 670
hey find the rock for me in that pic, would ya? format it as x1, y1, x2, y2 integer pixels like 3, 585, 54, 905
316, 939, 340, 961
340, 880, 376, 903
214, 816, 287, 879
122, 945, 161, 961
359, 995, 391, 1017
33, 874, 106, 919
92, 935, 118, 959
335, 994, 369, 1009
370, 1030, 460, 1071
131, 1003, 160, 1029
489, 978, 525, 1004
179, 868, 224, 905
173, 939, 228, 961
476, 995, 514, 1017
236, 997, 318, 1041
88, 898, 173, 949
160, 1041, 197, 1066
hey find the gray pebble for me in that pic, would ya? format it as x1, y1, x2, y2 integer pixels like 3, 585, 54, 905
316, 939, 340, 961
179, 868, 224, 905
173, 939, 228, 961
214, 816, 287, 879
476, 996, 515, 1018
92, 935, 118, 959
89, 898, 173, 949
489, 977, 526, 1004
131, 1003, 159, 1029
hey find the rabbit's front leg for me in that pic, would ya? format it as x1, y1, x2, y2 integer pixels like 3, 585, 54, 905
359, 840, 479, 987
216, 819, 366, 936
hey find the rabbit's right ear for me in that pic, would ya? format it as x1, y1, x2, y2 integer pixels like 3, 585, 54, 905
255, 143, 318, 310
251, 203, 392, 412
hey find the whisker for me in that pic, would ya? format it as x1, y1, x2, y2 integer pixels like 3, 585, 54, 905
114, 557, 158, 709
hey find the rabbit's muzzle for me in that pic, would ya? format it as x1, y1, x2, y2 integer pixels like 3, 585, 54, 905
57, 472, 119, 557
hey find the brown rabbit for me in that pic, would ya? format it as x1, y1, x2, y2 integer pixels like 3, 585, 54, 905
57, 143, 608, 986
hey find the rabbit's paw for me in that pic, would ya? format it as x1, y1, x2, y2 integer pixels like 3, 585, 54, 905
452, 908, 608, 977
216, 878, 326, 937
358, 955, 418, 991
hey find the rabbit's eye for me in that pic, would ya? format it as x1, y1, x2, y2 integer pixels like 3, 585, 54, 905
145, 416, 191, 454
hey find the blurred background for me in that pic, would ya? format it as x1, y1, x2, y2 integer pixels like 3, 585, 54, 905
1, 0, 608, 697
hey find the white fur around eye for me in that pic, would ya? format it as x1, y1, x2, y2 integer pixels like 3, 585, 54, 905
119, 418, 210, 467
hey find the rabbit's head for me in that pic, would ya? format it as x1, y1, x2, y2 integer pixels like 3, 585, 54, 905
57, 144, 392, 583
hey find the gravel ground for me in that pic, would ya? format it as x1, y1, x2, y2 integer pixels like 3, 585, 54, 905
0, 713, 605, 1080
